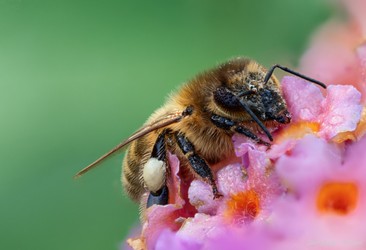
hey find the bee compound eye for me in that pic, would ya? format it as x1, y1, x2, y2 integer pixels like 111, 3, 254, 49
143, 158, 167, 193
213, 87, 241, 110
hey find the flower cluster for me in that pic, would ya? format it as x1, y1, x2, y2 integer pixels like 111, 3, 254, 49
126, 1, 366, 249
299, 0, 366, 99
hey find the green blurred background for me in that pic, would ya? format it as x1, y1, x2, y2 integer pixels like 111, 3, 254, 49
0, 1, 331, 249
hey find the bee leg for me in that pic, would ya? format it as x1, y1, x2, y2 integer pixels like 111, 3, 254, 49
210, 114, 271, 147
175, 133, 222, 199
146, 185, 169, 208
235, 126, 271, 148
144, 130, 170, 208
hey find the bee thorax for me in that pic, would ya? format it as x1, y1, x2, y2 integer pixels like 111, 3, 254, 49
143, 158, 166, 193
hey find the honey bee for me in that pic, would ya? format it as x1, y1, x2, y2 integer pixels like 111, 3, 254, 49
75, 57, 326, 209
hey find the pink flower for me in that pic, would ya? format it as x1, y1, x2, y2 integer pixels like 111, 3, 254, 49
187, 139, 282, 226
299, 0, 366, 100
264, 135, 366, 250
281, 76, 362, 140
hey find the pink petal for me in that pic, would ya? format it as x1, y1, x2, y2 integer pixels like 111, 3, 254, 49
246, 148, 283, 212
143, 204, 183, 250
281, 76, 324, 122
344, 135, 366, 172
318, 85, 362, 139
275, 135, 342, 195
188, 179, 221, 215
188, 163, 247, 214
231, 138, 278, 201
155, 230, 202, 250
343, 0, 366, 37
231, 137, 283, 217
267, 139, 297, 160
232, 134, 269, 169
232, 134, 256, 158
299, 20, 361, 86
356, 42, 366, 97
176, 214, 225, 245
217, 163, 247, 196
247, 146, 268, 174
203, 226, 273, 250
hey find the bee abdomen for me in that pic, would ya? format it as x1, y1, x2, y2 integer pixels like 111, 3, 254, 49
122, 147, 145, 202
122, 135, 154, 202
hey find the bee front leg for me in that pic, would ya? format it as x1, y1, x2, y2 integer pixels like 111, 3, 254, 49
210, 114, 271, 147
144, 130, 169, 208
175, 132, 222, 199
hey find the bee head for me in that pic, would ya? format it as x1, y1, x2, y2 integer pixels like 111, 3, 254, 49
213, 59, 291, 125
254, 87, 291, 124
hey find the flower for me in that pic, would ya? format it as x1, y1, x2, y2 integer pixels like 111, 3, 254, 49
125, 1, 366, 249
266, 135, 366, 250
280, 76, 362, 141
299, 0, 366, 100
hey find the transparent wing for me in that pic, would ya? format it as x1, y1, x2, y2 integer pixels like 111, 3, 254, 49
74, 108, 190, 178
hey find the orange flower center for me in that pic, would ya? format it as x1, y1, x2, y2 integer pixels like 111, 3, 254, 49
316, 182, 359, 215
275, 121, 320, 143
225, 189, 260, 222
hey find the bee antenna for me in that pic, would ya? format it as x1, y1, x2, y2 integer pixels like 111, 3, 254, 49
233, 95, 273, 141
264, 64, 327, 89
